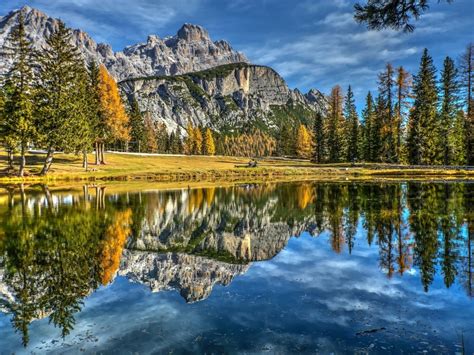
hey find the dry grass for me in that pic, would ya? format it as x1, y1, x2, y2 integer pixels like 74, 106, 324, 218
1, 150, 473, 184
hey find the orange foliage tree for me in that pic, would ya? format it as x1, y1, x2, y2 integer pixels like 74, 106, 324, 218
96, 65, 130, 164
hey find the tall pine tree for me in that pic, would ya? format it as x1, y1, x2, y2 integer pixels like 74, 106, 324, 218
395, 66, 411, 162
344, 85, 359, 162
312, 112, 325, 163
459, 43, 474, 165
361, 92, 377, 161
2, 11, 36, 177
35, 21, 90, 175
378, 63, 397, 162
327, 85, 344, 163
440, 56, 461, 165
407, 49, 440, 165
128, 97, 145, 153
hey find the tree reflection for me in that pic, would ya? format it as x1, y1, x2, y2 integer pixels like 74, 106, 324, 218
0, 180, 473, 346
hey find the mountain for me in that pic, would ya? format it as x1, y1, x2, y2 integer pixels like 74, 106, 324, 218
0, 6, 248, 80
0, 6, 327, 133
121, 63, 327, 133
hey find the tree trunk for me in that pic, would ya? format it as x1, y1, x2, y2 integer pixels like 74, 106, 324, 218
19, 144, 26, 177
7, 148, 14, 171
40, 147, 54, 176
82, 150, 88, 171
100, 143, 106, 165
95, 142, 100, 165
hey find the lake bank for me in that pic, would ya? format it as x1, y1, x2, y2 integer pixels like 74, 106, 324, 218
1, 151, 474, 184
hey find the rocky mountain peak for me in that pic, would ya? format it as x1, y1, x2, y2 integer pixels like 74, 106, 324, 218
177, 23, 209, 42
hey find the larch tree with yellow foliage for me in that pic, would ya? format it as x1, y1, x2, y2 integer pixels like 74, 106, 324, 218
203, 128, 216, 155
193, 126, 203, 155
96, 64, 130, 164
296, 124, 312, 159
184, 122, 195, 155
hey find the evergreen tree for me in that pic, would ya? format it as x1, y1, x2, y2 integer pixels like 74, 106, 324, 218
449, 110, 467, 165
156, 122, 168, 153
1, 11, 36, 177
440, 56, 461, 165
312, 112, 325, 163
35, 21, 90, 175
203, 128, 216, 155
327, 85, 344, 163
407, 49, 440, 165
344, 85, 359, 162
296, 124, 312, 159
277, 121, 295, 156
395, 66, 412, 162
128, 97, 145, 153
361, 92, 376, 161
373, 94, 385, 162
459, 43, 474, 165
378, 63, 397, 162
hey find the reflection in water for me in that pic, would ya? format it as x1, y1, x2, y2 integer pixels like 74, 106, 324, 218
0, 182, 473, 349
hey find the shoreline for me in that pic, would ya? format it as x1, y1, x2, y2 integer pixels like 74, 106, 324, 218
1, 152, 474, 185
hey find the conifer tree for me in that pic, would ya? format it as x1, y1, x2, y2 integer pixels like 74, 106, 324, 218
128, 97, 145, 153
407, 49, 440, 165
203, 128, 216, 155
373, 95, 385, 162
395, 66, 411, 162
156, 122, 168, 153
344, 85, 359, 162
378, 63, 397, 162
440, 56, 461, 164
449, 110, 466, 165
96, 64, 130, 163
327, 85, 344, 162
361, 92, 376, 161
35, 21, 90, 175
296, 124, 312, 159
312, 112, 325, 163
1, 11, 36, 176
459, 43, 474, 165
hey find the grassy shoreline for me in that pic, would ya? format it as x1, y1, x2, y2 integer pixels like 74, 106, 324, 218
1, 151, 474, 184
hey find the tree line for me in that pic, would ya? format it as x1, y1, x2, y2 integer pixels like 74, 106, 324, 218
289, 45, 473, 166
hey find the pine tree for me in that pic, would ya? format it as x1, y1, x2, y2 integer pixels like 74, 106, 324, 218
440, 56, 461, 165
395, 66, 411, 162
203, 128, 216, 155
361, 92, 376, 161
373, 95, 385, 162
1, 11, 36, 177
378, 63, 397, 162
449, 110, 467, 165
327, 85, 344, 163
35, 20, 90, 175
193, 126, 203, 155
312, 112, 325, 163
296, 124, 312, 159
407, 49, 440, 165
156, 122, 168, 153
344, 85, 359, 162
459, 43, 474, 165
128, 97, 145, 153
96, 64, 130, 163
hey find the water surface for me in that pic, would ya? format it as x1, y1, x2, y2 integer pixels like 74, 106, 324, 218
0, 181, 472, 353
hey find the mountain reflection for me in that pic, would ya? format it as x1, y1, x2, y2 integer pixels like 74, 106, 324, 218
0, 182, 473, 346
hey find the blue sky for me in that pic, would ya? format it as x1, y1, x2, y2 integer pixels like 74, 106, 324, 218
1, 0, 473, 108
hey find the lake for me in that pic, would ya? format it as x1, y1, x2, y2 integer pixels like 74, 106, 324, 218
0, 181, 472, 353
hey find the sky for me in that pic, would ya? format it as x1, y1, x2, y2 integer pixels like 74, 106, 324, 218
1, 0, 473, 108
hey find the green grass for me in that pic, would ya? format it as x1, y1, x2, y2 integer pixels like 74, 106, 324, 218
1, 150, 473, 184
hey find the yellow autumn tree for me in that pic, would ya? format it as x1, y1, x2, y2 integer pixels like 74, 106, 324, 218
96, 64, 130, 164
194, 127, 203, 155
203, 128, 216, 155
143, 112, 157, 153
296, 124, 312, 159
100, 209, 132, 285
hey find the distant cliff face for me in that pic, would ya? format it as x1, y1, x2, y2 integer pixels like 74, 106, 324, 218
120, 63, 327, 132
0, 6, 248, 80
